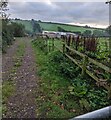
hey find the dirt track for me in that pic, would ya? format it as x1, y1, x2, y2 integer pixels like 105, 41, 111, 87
2, 40, 20, 81
2, 38, 38, 118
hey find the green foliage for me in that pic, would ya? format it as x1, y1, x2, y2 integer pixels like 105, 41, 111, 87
32, 41, 79, 118
69, 78, 88, 98
106, 25, 111, 35
48, 51, 81, 79
32, 39, 110, 116
39, 101, 74, 118
15, 20, 33, 33
87, 89, 108, 110
79, 98, 91, 111
2, 19, 26, 53
83, 30, 92, 37
2, 19, 14, 52
2, 80, 14, 115
68, 76, 109, 111
93, 29, 104, 37
11, 22, 25, 37
31, 19, 42, 34
2, 81, 15, 103
13, 20, 104, 34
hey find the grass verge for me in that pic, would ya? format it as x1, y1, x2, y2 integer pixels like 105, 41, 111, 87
32, 39, 110, 119
32, 40, 81, 119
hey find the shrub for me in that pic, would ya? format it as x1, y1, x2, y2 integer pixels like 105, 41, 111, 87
48, 51, 81, 79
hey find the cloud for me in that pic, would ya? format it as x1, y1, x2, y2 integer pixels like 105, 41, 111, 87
8, 1, 109, 28
9, 0, 106, 2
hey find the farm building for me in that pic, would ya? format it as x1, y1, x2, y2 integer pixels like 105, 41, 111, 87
42, 30, 61, 38
42, 30, 78, 39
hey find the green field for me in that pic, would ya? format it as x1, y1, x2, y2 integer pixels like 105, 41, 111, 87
38, 22, 102, 33
14, 20, 104, 34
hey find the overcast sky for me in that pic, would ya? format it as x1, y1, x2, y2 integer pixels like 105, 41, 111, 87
8, 0, 110, 28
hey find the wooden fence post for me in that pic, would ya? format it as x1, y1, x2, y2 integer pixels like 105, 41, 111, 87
62, 36, 66, 54
45, 39, 48, 54
109, 38, 111, 67
52, 38, 54, 51
66, 36, 68, 52
82, 55, 88, 77
83, 37, 86, 53
72, 36, 75, 48
76, 36, 79, 50
66, 35, 71, 53
63, 42, 65, 53
108, 84, 111, 100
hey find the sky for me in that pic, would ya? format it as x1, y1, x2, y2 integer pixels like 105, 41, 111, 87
7, 0, 110, 28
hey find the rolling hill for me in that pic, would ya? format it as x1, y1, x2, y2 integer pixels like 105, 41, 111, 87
38, 21, 104, 33
14, 19, 105, 34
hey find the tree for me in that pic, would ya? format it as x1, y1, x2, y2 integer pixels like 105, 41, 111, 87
106, 25, 111, 35
84, 25, 90, 28
11, 22, 25, 37
38, 20, 41, 22
93, 30, 104, 37
1, 1, 25, 53
31, 19, 42, 34
1, 0, 14, 52
83, 30, 92, 37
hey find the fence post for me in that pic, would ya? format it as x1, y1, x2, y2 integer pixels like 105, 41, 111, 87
49, 39, 51, 52
82, 55, 88, 77
52, 38, 54, 51
45, 39, 48, 54
75, 36, 79, 50
43, 38, 45, 51
108, 84, 111, 100
109, 37, 111, 67
63, 42, 65, 53
72, 36, 75, 48
83, 37, 86, 53
66, 35, 71, 53
105, 41, 108, 52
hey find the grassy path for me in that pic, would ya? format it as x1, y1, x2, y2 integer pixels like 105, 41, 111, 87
2, 37, 38, 118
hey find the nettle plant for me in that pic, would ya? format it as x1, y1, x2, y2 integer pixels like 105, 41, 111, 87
68, 78, 88, 98
68, 77, 109, 110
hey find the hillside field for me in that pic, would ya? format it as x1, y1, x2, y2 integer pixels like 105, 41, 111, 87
38, 22, 104, 33
14, 20, 104, 33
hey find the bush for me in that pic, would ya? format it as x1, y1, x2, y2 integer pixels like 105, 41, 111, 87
48, 51, 81, 79
2, 20, 25, 53
2, 20, 14, 52
11, 22, 25, 37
